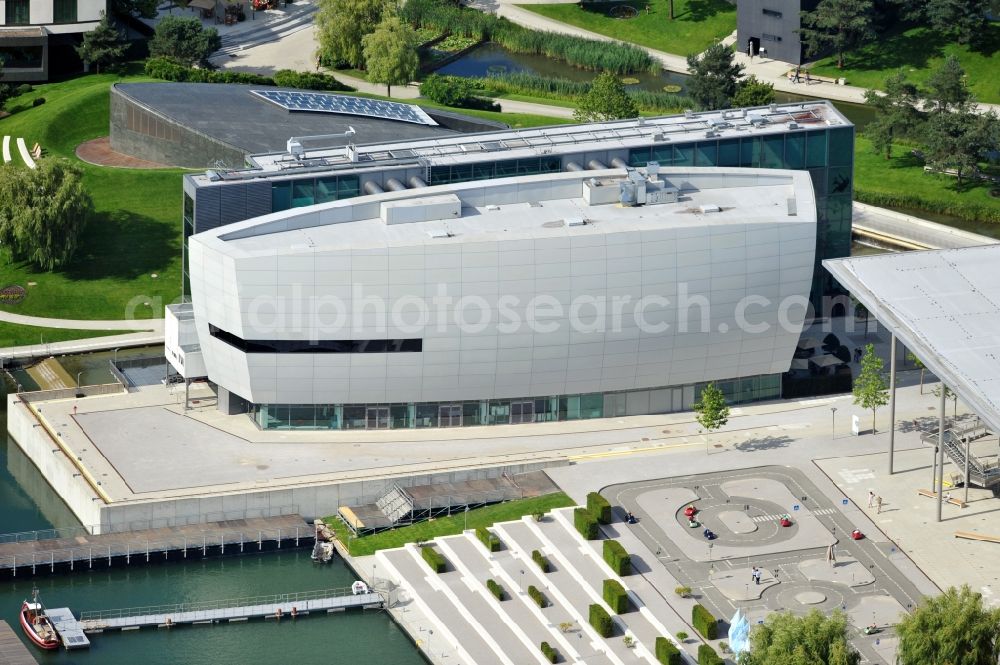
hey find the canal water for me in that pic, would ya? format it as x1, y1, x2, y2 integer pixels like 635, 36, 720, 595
0, 381, 426, 664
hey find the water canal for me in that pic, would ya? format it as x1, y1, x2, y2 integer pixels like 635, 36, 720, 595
0, 383, 426, 664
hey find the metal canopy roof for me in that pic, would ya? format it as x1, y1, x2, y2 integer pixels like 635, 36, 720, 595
824, 245, 1000, 433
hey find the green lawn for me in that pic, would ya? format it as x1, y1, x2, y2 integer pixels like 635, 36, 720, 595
0, 322, 136, 348
809, 23, 1000, 105
853, 135, 1000, 223
520, 0, 736, 57
0, 69, 187, 322
327, 492, 575, 556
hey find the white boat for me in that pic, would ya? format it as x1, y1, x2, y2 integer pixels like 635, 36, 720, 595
311, 540, 334, 563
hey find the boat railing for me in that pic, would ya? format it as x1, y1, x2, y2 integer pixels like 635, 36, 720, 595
79, 586, 365, 622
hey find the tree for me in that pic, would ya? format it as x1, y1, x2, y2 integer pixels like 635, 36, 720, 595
923, 109, 1000, 186
148, 16, 221, 66
896, 585, 1000, 665
863, 70, 920, 159
0, 160, 93, 270
738, 610, 860, 665
685, 44, 744, 111
316, 0, 392, 69
799, 0, 876, 69
694, 383, 730, 433
922, 0, 989, 44
75, 12, 128, 74
931, 383, 960, 417
573, 72, 638, 122
906, 351, 926, 394
109, 0, 157, 18
852, 343, 888, 433
925, 55, 972, 113
732, 74, 775, 108
362, 14, 419, 97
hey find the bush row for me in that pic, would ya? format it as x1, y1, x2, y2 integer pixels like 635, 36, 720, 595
144, 57, 354, 92
854, 187, 1000, 224
403, 0, 655, 74
540, 641, 557, 663
602, 578, 629, 614
486, 578, 505, 600
587, 492, 612, 525
419, 75, 499, 111
655, 637, 681, 665
476, 526, 502, 552
603, 540, 631, 576
698, 644, 724, 665
421, 545, 447, 573
574, 507, 598, 540
528, 585, 548, 608
692, 604, 718, 640
473, 72, 694, 114
532, 549, 551, 573
588, 603, 613, 638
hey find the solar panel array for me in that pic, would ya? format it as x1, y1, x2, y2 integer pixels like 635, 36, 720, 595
250, 89, 437, 126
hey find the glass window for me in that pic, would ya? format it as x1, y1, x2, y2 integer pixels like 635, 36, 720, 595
694, 141, 718, 166
740, 137, 760, 167
488, 402, 510, 425
317, 405, 340, 429
809, 169, 828, 197
429, 167, 448, 186
805, 130, 827, 168
183, 193, 194, 224
827, 127, 853, 166
338, 176, 359, 199
827, 166, 852, 196
516, 158, 540, 175
53, 0, 76, 23
496, 160, 518, 177
0, 45, 41, 68
343, 406, 366, 429
316, 177, 338, 203
651, 145, 672, 164
473, 163, 494, 181
579, 393, 603, 419
288, 405, 316, 429
541, 156, 562, 173
291, 180, 314, 208
463, 401, 484, 427
414, 404, 437, 428
271, 181, 291, 211
784, 134, 805, 169
5, 0, 29, 25
717, 138, 740, 167
761, 135, 784, 168
450, 163, 474, 182
673, 144, 694, 166
628, 147, 651, 166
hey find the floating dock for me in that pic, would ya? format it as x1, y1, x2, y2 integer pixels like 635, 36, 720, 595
45, 608, 89, 650
0, 620, 38, 664
0, 515, 313, 579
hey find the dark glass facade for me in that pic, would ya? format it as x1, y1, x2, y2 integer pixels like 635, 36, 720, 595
428, 156, 563, 186
271, 174, 359, 211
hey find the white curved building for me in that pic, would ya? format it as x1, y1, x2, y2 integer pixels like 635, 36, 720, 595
172, 166, 816, 429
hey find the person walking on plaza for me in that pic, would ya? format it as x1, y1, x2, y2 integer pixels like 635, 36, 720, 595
876, 495, 883, 514
868, 490, 875, 508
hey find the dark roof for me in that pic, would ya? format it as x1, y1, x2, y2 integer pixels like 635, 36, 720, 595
114, 82, 485, 155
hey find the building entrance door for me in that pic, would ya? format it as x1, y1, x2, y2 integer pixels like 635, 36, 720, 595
439, 404, 462, 427
366, 407, 390, 429
510, 400, 535, 424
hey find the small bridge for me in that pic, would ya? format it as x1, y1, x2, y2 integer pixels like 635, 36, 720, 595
78, 586, 384, 632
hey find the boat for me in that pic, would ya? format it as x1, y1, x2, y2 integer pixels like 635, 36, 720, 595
311, 540, 334, 563
19, 588, 60, 650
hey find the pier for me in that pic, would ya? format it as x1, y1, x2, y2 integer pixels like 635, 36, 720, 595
0, 620, 38, 665
78, 586, 384, 632
0, 515, 313, 579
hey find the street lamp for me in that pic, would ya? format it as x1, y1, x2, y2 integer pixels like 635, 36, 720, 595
464, 506, 469, 531
830, 407, 838, 439
76, 371, 84, 388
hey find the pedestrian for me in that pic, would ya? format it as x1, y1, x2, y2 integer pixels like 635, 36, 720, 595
760, 47, 767, 60
867, 490, 875, 508
751, 566, 759, 584
794, 66, 801, 83
73, 404, 78, 416
876, 495, 883, 514
748, 39, 754, 61
805, 70, 811, 84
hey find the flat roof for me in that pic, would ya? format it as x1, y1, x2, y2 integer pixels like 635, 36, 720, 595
115, 83, 474, 156
198, 168, 814, 257
189, 100, 852, 185
824, 245, 1000, 432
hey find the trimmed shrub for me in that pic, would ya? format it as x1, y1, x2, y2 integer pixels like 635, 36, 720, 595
419, 74, 499, 111
476, 526, 502, 552
540, 641, 557, 663
273, 69, 353, 92
692, 604, 718, 640
420, 545, 447, 573
528, 585, 548, 608
588, 603, 613, 638
698, 644, 724, 665
603, 579, 629, 614
574, 507, 598, 540
655, 637, 681, 665
143, 56, 275, 85
603, 540, 631, 576
32, 97, 45, 107
676, 632, 688, 640
486, 578, 505, 600
674, 586, 692, 598
532, 549, 550, 573
532, 512, 544, 522
15, 83, 32, 95
586, 492, 612, 524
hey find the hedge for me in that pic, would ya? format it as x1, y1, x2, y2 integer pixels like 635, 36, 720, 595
272, 69, 353, 92
476, 526, 502, 552
603, 579, 629, 614
486, 578, 505, 601
421, 545, 447, 573
144, 57, 273, 84
574, 507, 598, 540
603, 540, 631, 576
528, 585, 548, 608
540, 641, 558, 663
587, 492, 612, 525
655, 637, 681, 665
692, 604, 718, 640
698, 644, 724, 665
532, 549, 551, 573
854, 187, 1000, 224
589, 603, 614, 637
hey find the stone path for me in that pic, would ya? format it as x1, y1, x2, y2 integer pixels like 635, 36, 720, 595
76, 137, 173, 169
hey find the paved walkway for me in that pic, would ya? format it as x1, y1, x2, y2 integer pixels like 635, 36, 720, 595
0, 311, 162, 331
76, 137, 172, 169
0, 312, 163, 360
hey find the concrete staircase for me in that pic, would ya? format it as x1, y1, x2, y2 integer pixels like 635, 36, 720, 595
921, 420, 1000, 489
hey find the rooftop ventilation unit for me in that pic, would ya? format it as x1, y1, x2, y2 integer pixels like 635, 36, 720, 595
699, 204, 722, 214
684, 109, 694, 119
769, 103, 778, 112
286, 139, 305, 160
787, 121, 800, 130
427, 228, 453, 239
566, 217, 588, 227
